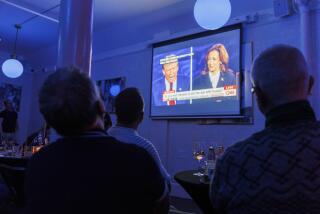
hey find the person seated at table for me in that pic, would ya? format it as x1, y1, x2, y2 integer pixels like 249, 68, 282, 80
24, 67, 169, 214
108, 87, 171, 185
210, 45, 320, 214
0, 100, 18, 146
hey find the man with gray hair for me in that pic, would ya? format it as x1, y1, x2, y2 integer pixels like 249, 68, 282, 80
210, 44, 320, 214
24, 67, 169, 214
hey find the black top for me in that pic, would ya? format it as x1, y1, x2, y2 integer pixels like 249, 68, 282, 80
192, 71, 237, 103
193, 70, 236, 90
265, 100, 316, 127
211, 100, 320, 214
0, 110, 18, 133
24, 131, 166, 214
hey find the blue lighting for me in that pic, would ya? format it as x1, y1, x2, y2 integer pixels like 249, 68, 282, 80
2, 59, 24, 78
194, 0, 231, 30
110, 85, 121, 97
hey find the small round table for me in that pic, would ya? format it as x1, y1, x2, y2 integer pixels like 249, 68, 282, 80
174, 170, 214, 214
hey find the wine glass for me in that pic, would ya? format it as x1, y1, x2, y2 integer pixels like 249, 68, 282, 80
192, 141, 206, 175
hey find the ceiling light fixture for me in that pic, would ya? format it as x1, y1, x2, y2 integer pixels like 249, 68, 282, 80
2, 24, 24, 78
194, 0, 232, 30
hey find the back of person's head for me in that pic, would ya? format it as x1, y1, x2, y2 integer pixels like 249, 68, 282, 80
251, 44, 312, 113
115, 88, 144, 125
39, 67, 103, 136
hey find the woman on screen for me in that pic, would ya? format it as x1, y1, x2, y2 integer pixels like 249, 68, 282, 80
193, 43, 236, 90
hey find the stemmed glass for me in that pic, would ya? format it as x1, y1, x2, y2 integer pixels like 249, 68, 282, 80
192, 141, 206, 176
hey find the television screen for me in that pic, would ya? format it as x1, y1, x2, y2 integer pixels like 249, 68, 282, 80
150, 25, 241, 118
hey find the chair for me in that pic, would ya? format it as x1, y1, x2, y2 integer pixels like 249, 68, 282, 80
0, 164, 26, 207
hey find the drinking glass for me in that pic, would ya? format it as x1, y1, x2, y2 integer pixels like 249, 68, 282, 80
192, 141, 206, 175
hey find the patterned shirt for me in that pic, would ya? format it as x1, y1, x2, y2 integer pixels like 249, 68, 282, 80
211, 100, 320, 214
108, 126, 171, 182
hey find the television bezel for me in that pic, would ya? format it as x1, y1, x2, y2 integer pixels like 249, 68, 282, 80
150, 24, 243, 119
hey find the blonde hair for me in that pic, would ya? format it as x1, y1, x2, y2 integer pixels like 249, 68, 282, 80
205, 43, 229, 72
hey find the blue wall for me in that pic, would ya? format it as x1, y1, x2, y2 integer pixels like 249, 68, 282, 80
20, 8, 303, 197
89, 12, 302, 197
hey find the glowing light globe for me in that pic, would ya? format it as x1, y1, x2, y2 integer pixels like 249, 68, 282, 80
194, 0, 232, 30
110, 85, 121, 97
2, 58, 24, 78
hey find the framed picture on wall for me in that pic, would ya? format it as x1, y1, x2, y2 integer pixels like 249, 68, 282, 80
0, 83, 22, 112
96, 77, 126, 113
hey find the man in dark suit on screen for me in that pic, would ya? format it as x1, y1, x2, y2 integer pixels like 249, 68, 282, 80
152, 55, 190, 106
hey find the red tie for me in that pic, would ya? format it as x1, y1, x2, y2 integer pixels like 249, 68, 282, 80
169, 83, 176, 106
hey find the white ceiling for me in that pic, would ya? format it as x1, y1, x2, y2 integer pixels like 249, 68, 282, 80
2, 0, 187, 26
0, 0, 273, 64
0, 0, 192, 54
95, 0, 185, 24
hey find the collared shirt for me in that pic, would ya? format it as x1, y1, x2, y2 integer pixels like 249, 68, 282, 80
108, 126, 171, 182
165, 79, 177, 91
211, 100, 320, 214
265, 100, 316, 128
208, 71, 221, 88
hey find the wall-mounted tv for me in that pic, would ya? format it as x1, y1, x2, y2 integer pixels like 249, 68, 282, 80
150, 24, 242, 119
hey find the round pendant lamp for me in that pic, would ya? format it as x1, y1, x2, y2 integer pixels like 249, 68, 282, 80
2, 59, 23, 78
110, 85, 121, 97
194, 0, 232, 30
2, 24, 24, 78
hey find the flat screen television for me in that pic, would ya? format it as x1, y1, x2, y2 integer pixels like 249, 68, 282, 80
150, 24, 242, 119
